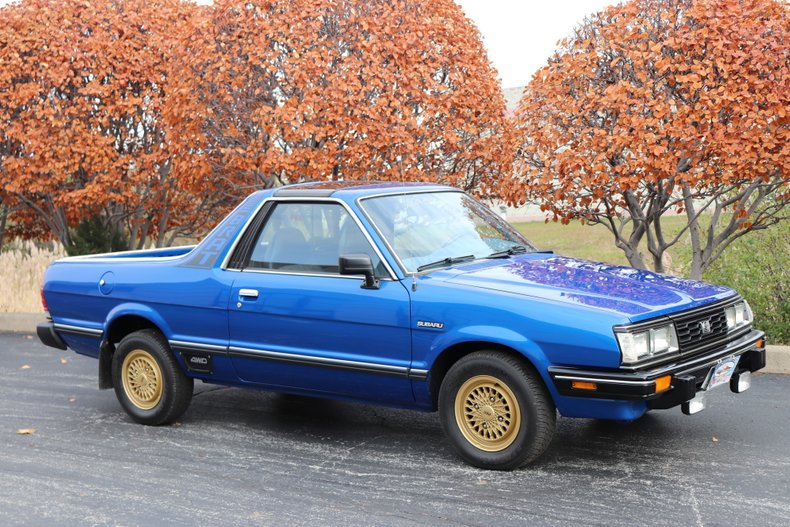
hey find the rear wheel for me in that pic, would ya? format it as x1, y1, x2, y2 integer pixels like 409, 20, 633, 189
111, 329, 193, 425
439, 351, 555, 470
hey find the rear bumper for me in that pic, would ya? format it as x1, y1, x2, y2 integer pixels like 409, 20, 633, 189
548, 329, 765, 409
37, 320, 68, 350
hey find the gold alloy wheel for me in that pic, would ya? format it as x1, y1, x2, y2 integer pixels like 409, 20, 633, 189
121, 349, 164, 410
454, 375, 521, 452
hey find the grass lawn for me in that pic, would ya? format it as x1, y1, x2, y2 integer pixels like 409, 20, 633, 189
512, 216, 691, 273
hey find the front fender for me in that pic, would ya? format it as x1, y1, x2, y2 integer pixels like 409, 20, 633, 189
412, 324, 559, 407
425, 324, 549, 371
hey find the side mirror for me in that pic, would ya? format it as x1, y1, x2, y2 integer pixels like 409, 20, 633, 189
339, 253, 379, 289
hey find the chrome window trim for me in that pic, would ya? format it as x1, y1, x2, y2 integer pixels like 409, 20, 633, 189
219, 197, 273, 271
221, 196, 398, 281
229, 268, 393, 281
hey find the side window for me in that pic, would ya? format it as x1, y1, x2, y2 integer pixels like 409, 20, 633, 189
247, 202, 385, 276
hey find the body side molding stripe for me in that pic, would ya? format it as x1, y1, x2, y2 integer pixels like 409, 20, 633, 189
407, 368, 429, 381
168, 340, 229, 354
163, 339, 429, 380
53, 323, 104, 338
228, 345, 428, 379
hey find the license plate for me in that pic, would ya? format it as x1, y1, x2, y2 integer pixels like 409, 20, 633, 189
702, 355, 740, 390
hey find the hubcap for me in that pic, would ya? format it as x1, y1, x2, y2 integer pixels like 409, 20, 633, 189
454, 375, 521, 452
121, 350, 163, 410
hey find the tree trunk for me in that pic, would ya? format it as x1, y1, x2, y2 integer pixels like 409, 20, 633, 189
155, 206, 171, 248
0, 205, 8, 252
621, 242, 647, 270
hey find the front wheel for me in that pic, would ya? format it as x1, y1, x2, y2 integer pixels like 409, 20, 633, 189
111, 329, 193, 425
438, 351, 556, 470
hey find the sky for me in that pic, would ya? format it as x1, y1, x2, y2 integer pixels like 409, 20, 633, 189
0, 0, 617, 89
456, 0, 617, 88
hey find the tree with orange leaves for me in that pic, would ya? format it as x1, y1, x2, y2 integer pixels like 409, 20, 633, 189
165, 0, 511, 203
0, 0, 221, 251
507, 0, 789, 279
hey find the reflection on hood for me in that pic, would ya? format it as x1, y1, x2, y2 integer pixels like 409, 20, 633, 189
445, 255, 733, 318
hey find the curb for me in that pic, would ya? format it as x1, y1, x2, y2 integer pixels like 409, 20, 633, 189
2, 312, 788, 374
0, 313, 42, 333
767, 345, 790, 375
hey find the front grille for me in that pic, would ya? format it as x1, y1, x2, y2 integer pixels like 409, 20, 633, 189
674, 307, 728, 351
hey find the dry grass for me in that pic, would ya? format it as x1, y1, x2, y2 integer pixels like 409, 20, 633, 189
0, 241, 66, 313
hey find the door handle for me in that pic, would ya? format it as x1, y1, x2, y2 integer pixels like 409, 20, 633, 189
239, 288, 259, 299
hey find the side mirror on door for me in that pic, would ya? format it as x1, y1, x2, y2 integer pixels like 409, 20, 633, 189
339, 253, 380, 290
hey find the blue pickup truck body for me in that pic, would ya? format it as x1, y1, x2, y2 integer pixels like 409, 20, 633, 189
38, 182, 766, 467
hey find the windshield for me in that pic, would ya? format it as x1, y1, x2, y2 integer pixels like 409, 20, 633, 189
360, 191, 536, 273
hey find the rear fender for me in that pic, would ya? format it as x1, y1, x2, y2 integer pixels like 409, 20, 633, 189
98, 303, 174, 390
103, 303, 174, 341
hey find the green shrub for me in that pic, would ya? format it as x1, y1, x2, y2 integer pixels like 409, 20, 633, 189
66, 216, 128, 256
704, 221, 790, 344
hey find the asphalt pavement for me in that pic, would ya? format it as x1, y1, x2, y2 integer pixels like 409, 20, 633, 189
1, 332, 789, 527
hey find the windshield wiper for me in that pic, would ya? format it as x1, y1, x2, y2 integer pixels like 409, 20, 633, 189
485, 245, 529, 259
417, 254, 476, 273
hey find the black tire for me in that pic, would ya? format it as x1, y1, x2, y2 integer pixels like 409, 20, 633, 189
438, 351, 556, 470
111, 329, 193, 425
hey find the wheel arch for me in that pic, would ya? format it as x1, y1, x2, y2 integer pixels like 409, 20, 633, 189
428, 339, 553, 409
98, 305, 171, 390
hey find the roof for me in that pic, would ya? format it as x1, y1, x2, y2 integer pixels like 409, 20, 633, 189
271, 180, 454, 198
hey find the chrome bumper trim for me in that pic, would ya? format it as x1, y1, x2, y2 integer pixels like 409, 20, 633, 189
549, 329, 764, 389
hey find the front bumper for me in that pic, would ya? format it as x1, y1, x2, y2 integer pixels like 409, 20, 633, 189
548, 329, 765, 410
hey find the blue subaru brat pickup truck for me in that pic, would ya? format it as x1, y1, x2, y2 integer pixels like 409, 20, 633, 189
37, 182, 766, 469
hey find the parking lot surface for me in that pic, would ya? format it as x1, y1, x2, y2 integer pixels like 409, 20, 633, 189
2, 332, 789, 526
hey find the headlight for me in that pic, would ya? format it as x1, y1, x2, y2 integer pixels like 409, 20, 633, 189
616, 323, 679, 365
724, 300, 753, 330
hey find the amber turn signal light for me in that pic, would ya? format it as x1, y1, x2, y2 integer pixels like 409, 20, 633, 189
755, 338, 765, 349
654, 375, 672, 393
571, 381, 597, 391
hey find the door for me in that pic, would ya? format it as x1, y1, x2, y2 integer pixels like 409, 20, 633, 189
226, 200, 414, 405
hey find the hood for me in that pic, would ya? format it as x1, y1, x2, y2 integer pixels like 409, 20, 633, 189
440, 254, 735, 322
